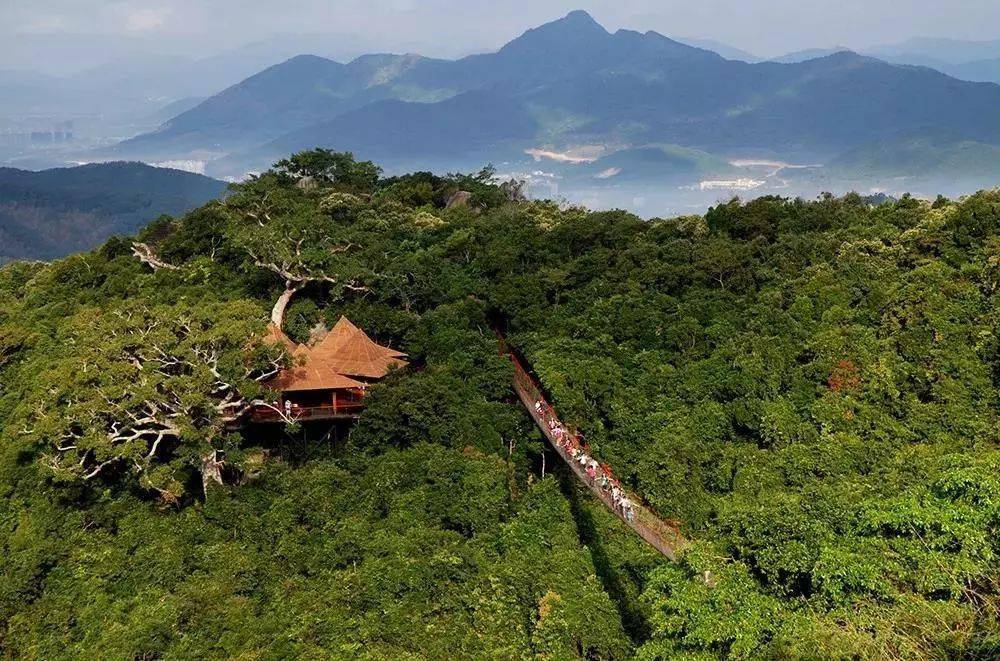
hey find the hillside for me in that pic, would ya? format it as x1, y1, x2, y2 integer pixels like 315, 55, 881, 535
943, 57, 1000, 84
252, 90, 538, 171
118, 11, 1000, 185
561, 144, 735, 184
0, 162, 226, 262
830, 131, 1000, 182
118, 55, 355, 155
116, 52, 454, 157
1, 150, 998, 658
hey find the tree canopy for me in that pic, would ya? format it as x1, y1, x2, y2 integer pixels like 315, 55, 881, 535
0, 150, 997, 658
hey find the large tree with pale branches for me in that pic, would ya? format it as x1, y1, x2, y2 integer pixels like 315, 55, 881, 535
13, 299, 279, 502
222, 175, 377, 329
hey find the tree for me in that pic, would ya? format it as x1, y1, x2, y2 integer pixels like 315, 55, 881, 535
273, 149, 381, 193
12, 300, 277, 501
222, 176, 374, 328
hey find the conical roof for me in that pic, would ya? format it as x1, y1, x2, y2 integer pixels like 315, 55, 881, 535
313, 316, 362, 353
266, 316, 407, 391
262, 322, 297, 353
311, 316, 408, 378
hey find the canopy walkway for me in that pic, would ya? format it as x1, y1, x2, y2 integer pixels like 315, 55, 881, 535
497, 333, 687, 560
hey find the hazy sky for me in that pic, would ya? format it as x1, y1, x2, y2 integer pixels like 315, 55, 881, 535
2, 0, 998, 66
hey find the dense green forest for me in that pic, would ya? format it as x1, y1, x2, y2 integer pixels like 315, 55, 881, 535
1, 150, 998, 658
0, 162, 225, 263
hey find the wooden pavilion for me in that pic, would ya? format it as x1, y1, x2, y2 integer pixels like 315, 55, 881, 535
253, 316, 407, 422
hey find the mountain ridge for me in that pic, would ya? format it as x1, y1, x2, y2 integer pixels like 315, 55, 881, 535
115, 11, 1000, 185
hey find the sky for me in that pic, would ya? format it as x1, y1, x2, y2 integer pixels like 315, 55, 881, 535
2, 0, 998, 72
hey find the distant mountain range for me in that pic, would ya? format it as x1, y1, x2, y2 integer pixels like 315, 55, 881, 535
868, 36, 1000, 66
768, 38, 1000, 83
0, 33, 394, 140
0, 162, 225, 262
769, 47, 853, 64
677, 36, 1000, 83
111, 10, 1000, 190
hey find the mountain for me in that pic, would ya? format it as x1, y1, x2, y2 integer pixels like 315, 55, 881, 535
868, 36, 1000, 66
120, 11, 1000, 188
829, 130, 1000, 184
0, 162, 226, 262
676, 37, 760, 62
769, 47, 854, 63
863, 38, 1000, 84
116, 55, 352, 156
943, 58, 1000, 84
253, 90, 537, 170
115, 53, 455, 158
123, 11, 725, 168
551, 144, 735, 185
146, 96, 208, 125
0, 33, 387, 149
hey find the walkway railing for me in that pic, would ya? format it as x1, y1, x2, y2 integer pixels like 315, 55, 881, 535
499, 334, 686, 560
249, 402, 365, 423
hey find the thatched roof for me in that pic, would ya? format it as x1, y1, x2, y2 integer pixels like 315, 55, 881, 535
263, 322, 298, 353
309, 316, 408, 379
266, 316, 407, 392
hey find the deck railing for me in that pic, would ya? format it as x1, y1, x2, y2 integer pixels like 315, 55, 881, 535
249, 401, 365, 422
502, 336, 686, 560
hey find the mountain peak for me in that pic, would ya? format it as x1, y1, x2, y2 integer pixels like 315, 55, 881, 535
549, 9, 606, 34
501, 9, 609, 54
280, 54, 341, 68
562, 9, 602, 26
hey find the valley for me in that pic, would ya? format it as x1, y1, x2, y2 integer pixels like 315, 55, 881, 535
5, 11, 1000, 217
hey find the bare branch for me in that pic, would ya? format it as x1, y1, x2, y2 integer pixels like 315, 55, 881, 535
132, 243, 179, 271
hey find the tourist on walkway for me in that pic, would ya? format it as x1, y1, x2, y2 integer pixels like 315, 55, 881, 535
622, 498, 635, 522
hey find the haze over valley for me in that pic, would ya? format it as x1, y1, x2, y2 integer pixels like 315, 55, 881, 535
5, 8, 1000, 220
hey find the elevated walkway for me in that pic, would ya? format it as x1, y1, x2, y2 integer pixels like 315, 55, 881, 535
498, 333, 687, 560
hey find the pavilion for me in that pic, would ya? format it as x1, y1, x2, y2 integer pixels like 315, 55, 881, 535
254, 316, 407, 421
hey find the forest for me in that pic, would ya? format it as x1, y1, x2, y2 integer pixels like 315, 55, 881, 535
0, 162, 225, 262
1, 150, 998, 658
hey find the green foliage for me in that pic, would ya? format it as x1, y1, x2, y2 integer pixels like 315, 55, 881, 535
0, 162, 226, 262
1, 155, 999, 657
273, 149, 382, 193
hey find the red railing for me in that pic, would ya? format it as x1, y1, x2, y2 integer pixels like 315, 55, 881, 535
500, 334, 686, 560
249, 401, 366, 422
